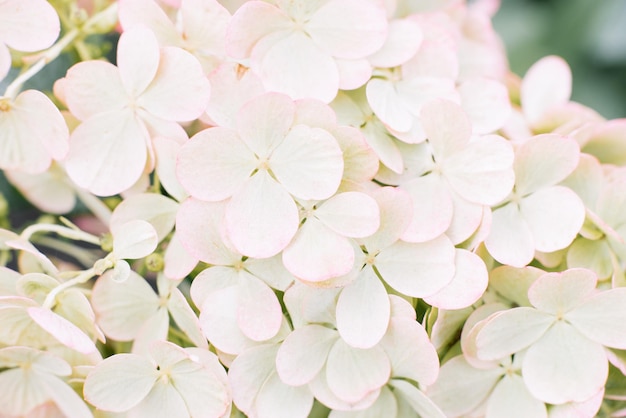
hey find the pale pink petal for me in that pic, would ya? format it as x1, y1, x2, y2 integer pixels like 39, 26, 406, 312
282, 218, 355, 282
459, 78, 511, 134
252, 31, 340, 102
332, 125, 380, 183
83, 353, 157, 412
566, 288, 626, 349
91, 271, 159, 341
582, 119, 626, 165
521, 186, 585, 252
167, 288, 208, 349
225, 171, 299, 258
63, 61, 127, 121
237, 273, 282, 342
226, 1, 291, 59
421, 99, 471, 158
118, 0, 180, 45
474, 308, 554, 361
443, 134, 515, 205
255, 372, 314, 418
177, 127, 256, 201
180, 0, 230, 60
316, 192, 380, 238
309, 368, 380, 411
527, 269, 596, 315
362, 122, 404, 174
326, 339, 391, 403
485, 203, 535, 268
401, 175, 454, 243
522, 321, 607, 404
271, 125, 343, 200
426, 355, 502, 418
27, 307, 96, 354
117, 27, 160, 97
163, 233, 199, 280
228, 344, 279, 414
275, 324, 338, 386
335, 58, 372, 90
485, 374, 547, 418
5, 168, 75, 214
549, 388, 604, 418
444, 191, 484, 245
243, 255, 294, 292
0, 0, 60, 52
0, 42, 10, 81
153, 136, 188, 201
64, 109, 147, 196
360, 187, 413, 251
366, 79, 414, 133
424, 249, 488, 310
199, 287, 251, 354
138, 47, 211, 121
514, 134, 580, 196
389, 379, 446, 418
381, 317, 439, 385
374, 236, 456, 299
112, 220, 158, 260
336, 266, 390, 349
368, 19, 422, 68
110, 193, 178, 242
293, 98, 337, 130
175, 199, 238, 266
305, 0, 387, 59
190, 266, 239, 309
521, 56, 572, 125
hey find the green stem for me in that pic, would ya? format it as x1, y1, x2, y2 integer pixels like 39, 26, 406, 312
42, 267, 96, 309
20, 223, 101, 246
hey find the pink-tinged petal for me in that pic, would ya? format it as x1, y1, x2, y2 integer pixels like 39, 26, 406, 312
375, 236, 456, 298
27, 307, 96, 354
190, 266, 239, 309
237, 273, 282, 341
91, 271, 159, 341
485, 203, 535, 268
226, 1, 291, 59
310, 368, 380, 411
362, 122, 404, 174
236, 92, 294, 156
521, 186, 585, 252
293, 98, 336, 130
421, 99, 471, 159
0, 43, 10, 81
163, 233, 198, 280
110, 193, 178, 242
199, 287, 251, 355
245, 255, 294, 292
326, 339, 391, 403
119, 0, 180, 44
0, 0, 59, 51
444, 191, 484, 245
167, 288, 208, 349
366, 79, 414, 133
63, 61, 127, 121
389, 379, 446, 418
335, 58, 372, 90
252, 31, 340, 102
582, 119, 626, 165
426, 355, 502, 418
333, 125, 379, 183
117, 27, 160, 97
566, 288, 626, 349
474, 308, 554, 361
271, 125, 343, 200
514, 134, 580, 196
443, 134, 515, 205
527, 269, 596, 315
225, 171, 299, 258
522, 321, 607, 404
255, 372, 313, 418
153, 136, 188, 201
228, 344, 279, 414
0, 90, 69, 174
177, 127, 256, 201
65, 109, 147, 196
316, 192, 380, 238
485, 374, 547, 418
175, 198, 239, 265
329, 386, 397, 418
336, 266, 390, 349
459, 78, 511, 134
549, 388, 604, 418
381, 317, 439, 385
521, 56, 572, 125
83, 353, 157, 412
138, 47, 211, 121
424, 249, 488, 310
180, 0, 231, 57
205, 63, 266, 128
112, 220, 158, 260
305, 0, 387, 59
368, 19, 422, 68
361, 187, 413, 251
282, 218, 355, 282
401, 175, 453, 243
276, 324, 337, 386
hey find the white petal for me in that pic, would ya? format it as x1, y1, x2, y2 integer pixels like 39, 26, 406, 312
360, 187, 413, 252
459, 78, 511, 135
255, 372, 314, 418
27, 307, 96, 354
420, 99, 471, 158
117, 27, 160, 97
485, 203, 535, 268
132, 378, 188, 417
485, 374, 547, 418
474, 308, 554, 361
368, 19, 422, 68
389, 379, 446, 418
326, 339, 390, 403
521, 56, 572, 125
110, 193, 178, 242
199, 287, 250, 355
167, 288, 208, 349
366, 79, 414, 133
0, 0, 60, 52
522, 321, 608, 404
527, 269, 597, 315
336, 266, 390, 349
316, 192, 380, 238
225, 171, 299, 258
40, 372, 94, 418
237, 273, 283, 342
401, 175, 454, 243
112, 220, 158, 260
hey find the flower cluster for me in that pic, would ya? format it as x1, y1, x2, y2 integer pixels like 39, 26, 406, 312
1, 0, 626, 417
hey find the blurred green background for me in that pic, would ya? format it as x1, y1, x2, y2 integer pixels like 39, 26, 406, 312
493, 0, 626, 119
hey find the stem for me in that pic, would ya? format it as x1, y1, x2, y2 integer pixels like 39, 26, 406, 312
42, 267, 96, 309
20, 223, 101, 246
74, 186, 112, 225
30, 235, 100, 267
